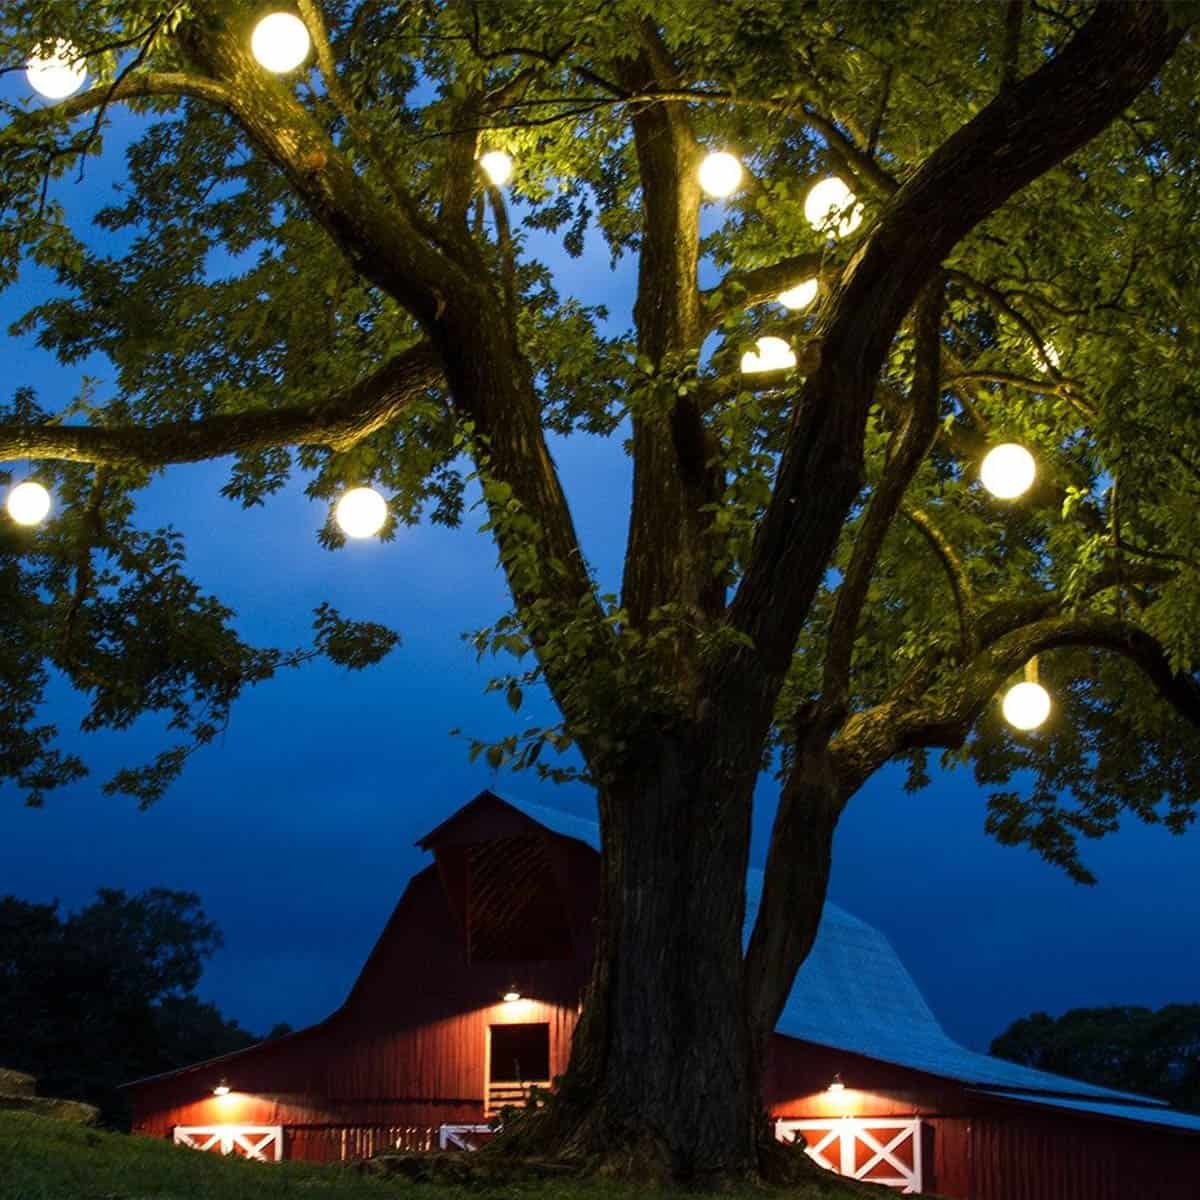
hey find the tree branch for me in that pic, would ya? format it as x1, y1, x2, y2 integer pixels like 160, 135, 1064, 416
901, 502, 979, 660
700, 252, 826, 330
617, 24, 723, 633
822, 277, 945, 707
831, 611, 1200, 794
0, 343, 441, 467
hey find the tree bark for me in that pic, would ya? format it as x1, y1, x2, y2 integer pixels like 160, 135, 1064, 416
506, 730, 762, 1184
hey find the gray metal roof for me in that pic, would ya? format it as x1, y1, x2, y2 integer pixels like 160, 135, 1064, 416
984, 1092, 1200, 1134
504, 795, 1163, 1107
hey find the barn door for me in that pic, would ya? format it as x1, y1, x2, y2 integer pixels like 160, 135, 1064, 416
173, 1125, 283, 1162
775, 1117, 923, 1193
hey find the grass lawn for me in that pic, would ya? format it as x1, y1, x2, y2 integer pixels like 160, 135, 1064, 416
0, 1111, 884, 1200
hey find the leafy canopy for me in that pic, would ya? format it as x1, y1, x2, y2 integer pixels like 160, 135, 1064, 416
0, 1, 1198, 881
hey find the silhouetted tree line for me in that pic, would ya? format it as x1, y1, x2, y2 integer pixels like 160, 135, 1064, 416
992, 1006, 1200, 1112
0, 888, 289, 1126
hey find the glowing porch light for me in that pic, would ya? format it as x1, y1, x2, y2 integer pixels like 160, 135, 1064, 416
827, 1074, 846, 1094
6, 480, 51, 526
777, 279, 818, 312
213, 1079, 231, 1097
740, 336, 796, 375
980, 443, 1036, 500
26, 40, 87, 100
698, 152, 743, 199
478, 150, 514, 188
250, 12, 311, 74
804, 176, 863, 238
1002, 680, 1051, 731
502, 989, 522, 1003
334, 487, 387, 538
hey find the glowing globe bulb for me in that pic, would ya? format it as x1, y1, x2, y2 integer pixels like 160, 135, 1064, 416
740, 336, 796, 375
335, 487, 387, 538
6, 481, 51, 526
502, 990, 521, 1003
698, 152, 743, 199
778, 279, 818, 312
980, 443, 1036, 500
250, 12, 311, 74
1002, 681, 1051, 731
478, 150, 513, 188
26, 40, 87, 100
804, 176, 863, 238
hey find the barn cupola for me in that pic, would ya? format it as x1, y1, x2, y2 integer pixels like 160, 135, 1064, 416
416, 791, 582, 964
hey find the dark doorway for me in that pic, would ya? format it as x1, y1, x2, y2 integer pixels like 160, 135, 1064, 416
489, 1022, 550, 1082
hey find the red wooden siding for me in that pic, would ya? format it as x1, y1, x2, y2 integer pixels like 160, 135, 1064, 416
129, 842, 594, 1139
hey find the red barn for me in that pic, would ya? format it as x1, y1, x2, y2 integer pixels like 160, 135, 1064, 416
126, 791, 1200, 1196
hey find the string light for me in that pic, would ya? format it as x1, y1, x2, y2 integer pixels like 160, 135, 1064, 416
1002, 681, 1051, 731
804, 177, 863, 238
26, 40, 87, 100
740, 336, 796, 374
250, 12, 311, 74
6, 481, 51, 526
777, 279, 818, 312
335, 487, 387, 538
698, 152, 743, 199
478, 151, 513, 188
980, 443, 1036, 499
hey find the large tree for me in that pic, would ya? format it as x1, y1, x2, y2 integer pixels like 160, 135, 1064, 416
2, 0, 1199, 1183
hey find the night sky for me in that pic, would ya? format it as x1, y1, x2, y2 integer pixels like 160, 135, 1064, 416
2, 86, 1198, 1058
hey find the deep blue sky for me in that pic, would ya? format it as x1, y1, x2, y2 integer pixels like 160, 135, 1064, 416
2, 82, 1198, 1057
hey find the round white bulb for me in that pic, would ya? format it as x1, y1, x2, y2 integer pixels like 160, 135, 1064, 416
250, 12, 311, 74
6, 481, 52, 526
980, 443, 1036, 500
478, 150, 513, 188
335, 487, 387, 538
698, 152, 743, 199
778, 279, 818, 312
740, 336, 797, 375
1002, 681, 1051, 731
26, 40, 87, 100
804, 176, 864, 238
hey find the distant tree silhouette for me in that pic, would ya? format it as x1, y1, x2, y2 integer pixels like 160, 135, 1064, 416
0, 888, 267, 1126
991, 1005, 1200, 1112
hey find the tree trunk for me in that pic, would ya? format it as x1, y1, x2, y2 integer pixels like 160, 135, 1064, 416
500, 733, 771, 1183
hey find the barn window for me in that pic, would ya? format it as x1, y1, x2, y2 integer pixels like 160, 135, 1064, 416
466, 836, 573, 961
489, 1022, 550, 1083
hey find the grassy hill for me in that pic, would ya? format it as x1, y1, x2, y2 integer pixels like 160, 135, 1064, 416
0, 1110, 881, 1200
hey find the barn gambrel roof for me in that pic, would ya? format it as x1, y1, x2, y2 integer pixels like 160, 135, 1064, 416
503, 794, 1197, 1122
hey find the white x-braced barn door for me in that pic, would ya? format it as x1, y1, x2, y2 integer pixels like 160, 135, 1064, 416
173, 1125, 283, 1161
774, 1117, 923, 1193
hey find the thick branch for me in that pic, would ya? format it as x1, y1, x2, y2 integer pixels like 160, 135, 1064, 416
832, 609, 1197, 794
0, 343, 441, 467
617, 26, 722, 632
700, 252, 825, 330
2, 70, 232, 133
